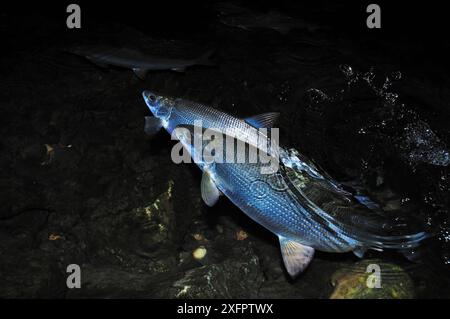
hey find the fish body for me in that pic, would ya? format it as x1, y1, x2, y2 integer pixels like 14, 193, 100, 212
142, 91, 428, 277
71, 46, 214, 79
218, 9, 323, 34
179, 126, 360, 250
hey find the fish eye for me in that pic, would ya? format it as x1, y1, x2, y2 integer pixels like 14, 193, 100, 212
149, 94, 156, 103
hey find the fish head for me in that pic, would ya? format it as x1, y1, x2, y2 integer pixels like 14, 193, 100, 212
142, 91, 174, 125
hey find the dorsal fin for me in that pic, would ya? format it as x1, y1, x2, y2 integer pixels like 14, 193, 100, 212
278, 235, 314, 277
244, 112, 280, 128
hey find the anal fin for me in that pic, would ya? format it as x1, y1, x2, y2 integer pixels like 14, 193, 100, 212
279, 235, 314, 277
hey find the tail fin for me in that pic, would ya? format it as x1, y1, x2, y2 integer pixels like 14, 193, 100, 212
195, 49, 215, 66
366, 230, 431, 251
372, 231, 434, 263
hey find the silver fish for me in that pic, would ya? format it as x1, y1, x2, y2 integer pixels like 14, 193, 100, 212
142, 91, 429, 277
71, 46, 214, 79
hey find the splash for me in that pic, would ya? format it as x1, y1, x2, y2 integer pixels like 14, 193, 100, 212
337, 64, 450, 168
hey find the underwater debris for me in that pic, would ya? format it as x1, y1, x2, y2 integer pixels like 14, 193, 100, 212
41, 144, 54, 165
236, 230, 249, 241
192, 233, 205, 241
41, 142, 72, 166
192, 246, 207, 260
48, 234, 61, 241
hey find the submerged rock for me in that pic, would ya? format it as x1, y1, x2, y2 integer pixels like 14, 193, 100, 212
192, 246, 207, 260
169, 255, 263, 298
132, 180, 175, 248
330, 260, 415, 299
258, 278, 304, 299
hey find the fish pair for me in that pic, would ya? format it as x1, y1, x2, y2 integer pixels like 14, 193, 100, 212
141, 91, 429, 277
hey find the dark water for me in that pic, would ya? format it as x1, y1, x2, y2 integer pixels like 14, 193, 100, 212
1, 1, 449, 298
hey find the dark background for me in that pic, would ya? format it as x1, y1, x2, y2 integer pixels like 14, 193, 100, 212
4, 1, 450, 74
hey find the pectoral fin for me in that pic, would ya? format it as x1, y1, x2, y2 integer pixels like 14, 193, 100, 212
279, 235, 314, 277
133, 68, 148, 80
201, 171, 220, 207
144, 116, 162, 136
244, 112, 280, 128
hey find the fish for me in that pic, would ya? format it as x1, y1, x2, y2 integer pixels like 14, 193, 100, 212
217, 8, 324, 35
70, 46, 215, 79
142, 91, 429, 277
